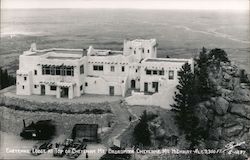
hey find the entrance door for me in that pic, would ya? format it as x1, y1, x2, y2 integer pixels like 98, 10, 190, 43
153, 82, 159, 92
60, 87, 69, 98
41, 85, 45, 95
144, 83, 148, 92
131, 80, 136, 89
109, 86, 114, 96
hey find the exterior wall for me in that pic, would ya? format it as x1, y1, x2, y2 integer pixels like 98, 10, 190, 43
84, 76, 125, 96
16, 71, 32, 95
16, 39, 194, 104
123, 39, 157, 61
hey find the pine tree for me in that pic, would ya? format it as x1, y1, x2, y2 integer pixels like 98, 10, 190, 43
208, 48, 230, 65
133, 110, 151, 146
196, 47, 212, 100
171, 63, 201, 148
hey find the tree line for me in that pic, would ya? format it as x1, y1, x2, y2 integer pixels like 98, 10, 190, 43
0, 67, 16, 90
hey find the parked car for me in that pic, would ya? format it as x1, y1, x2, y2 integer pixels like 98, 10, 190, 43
53, 139, 73, 157
31, 141, 53, 156
20, 119, 56, 140
66, 140, 87, 159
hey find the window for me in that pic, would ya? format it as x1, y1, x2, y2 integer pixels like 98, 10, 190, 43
22, 86, 25, 89
61, 67, 66, 76
159, 70, 164, 75
121, 66, 125, 72
135, 69, 138, 73
42, 65, 74, 76
134, 50, 136, 54
147, 49, 150, 53
45, 67, 50, 75
50, 86, 56, 91
93, 65, 98, 70
34, 85, 37, 88
80, 65, 84, 74
42, 66, 51, 75
142, 48, 144, 53
80, 85, 83, 90
153, 70, 157, 75
177, 71, 181, 77
93, 65, 103, 71
111, 66, 115, 72
152, 82, 157, 88
24, 77, 27, 81
85, 82, 88, 86
51, 67, 55, 75
56, 67, 61, 75
34, 70, 37, 75
169, 70, 174, 80
146, 70, 151, 75
99, 65, 103, 70
66, 67, 74, 76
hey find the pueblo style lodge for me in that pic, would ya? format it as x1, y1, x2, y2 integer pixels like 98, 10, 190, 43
16, 39, 193, 108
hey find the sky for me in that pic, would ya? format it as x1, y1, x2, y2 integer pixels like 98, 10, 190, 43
1, 0, 249, 10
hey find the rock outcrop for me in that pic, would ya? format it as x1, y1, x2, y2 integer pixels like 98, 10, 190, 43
196, 61, 250, 157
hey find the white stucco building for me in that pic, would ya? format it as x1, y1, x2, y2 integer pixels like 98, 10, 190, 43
16, 39, 193, 109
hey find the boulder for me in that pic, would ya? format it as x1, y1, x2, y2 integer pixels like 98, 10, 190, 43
212, 97, 229, 115
209, 127, 222, 140
219, 88, 233, 101
213, 116, 224, 127
223, 72, 231, 81
223, 124, 244, 137
230, 103, 250, 119
233, 77, 240, 88
204, 101, 212, 107
232, 88, 250, 102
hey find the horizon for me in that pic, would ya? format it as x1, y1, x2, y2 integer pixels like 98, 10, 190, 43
1, 0, 249, 10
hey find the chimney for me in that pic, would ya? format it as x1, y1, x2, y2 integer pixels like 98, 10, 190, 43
23, 119, 26, 128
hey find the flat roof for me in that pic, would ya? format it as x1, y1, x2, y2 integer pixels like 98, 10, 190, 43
27, 49, 87, 56
46, 56, 81, 60
144, 58, 189, 63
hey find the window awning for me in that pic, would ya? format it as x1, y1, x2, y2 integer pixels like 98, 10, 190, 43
40, 64, 76, 67
56, 82, 75, 87
39, 81, 75, 87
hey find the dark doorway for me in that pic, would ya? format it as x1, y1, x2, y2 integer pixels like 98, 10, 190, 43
109, 86, 114, 96
131, 80, 136, 88
60, 87, 69, 98
144, 83, 148, 92
152, 82, 159, 92
41, 85, 45, 95
71, 124, 98, 142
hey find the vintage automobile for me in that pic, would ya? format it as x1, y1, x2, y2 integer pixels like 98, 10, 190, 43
20, 119, 56, 140
30, 141, 53, 156
65, 140, 87, 159
53, 139, 73, 157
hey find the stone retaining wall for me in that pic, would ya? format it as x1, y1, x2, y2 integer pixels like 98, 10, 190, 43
0, 95, 111, 113
0, 106, 116, 136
